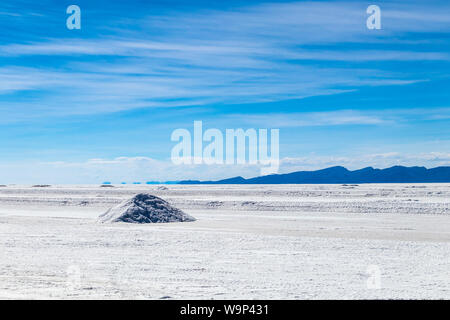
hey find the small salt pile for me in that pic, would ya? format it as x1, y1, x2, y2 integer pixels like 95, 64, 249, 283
98, 193, 195, 223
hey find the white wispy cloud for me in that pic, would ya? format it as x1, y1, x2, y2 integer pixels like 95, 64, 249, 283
216, 107, 450, 127
0, 62, 421, 121
0, 1, 448, 118
223, 110, 388, 127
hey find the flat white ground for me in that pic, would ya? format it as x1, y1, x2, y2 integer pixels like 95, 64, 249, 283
0, 184, 449, 299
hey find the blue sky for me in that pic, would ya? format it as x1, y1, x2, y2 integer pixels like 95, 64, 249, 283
0, 0, 449, 183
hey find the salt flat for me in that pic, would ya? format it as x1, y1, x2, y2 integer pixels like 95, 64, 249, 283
0, 184, 449, 299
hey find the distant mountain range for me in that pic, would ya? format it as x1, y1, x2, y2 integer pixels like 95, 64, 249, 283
179, 166, 450, 184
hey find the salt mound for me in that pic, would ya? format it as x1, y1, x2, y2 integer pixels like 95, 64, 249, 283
98, 193, 195, 224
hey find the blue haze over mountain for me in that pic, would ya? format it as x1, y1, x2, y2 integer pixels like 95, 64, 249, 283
179, 166, 450, 184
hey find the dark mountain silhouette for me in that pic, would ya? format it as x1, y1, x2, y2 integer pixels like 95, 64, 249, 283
178, 166, 450, 184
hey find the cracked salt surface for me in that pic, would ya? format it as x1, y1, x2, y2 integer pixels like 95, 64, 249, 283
0, 184, 449, 299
